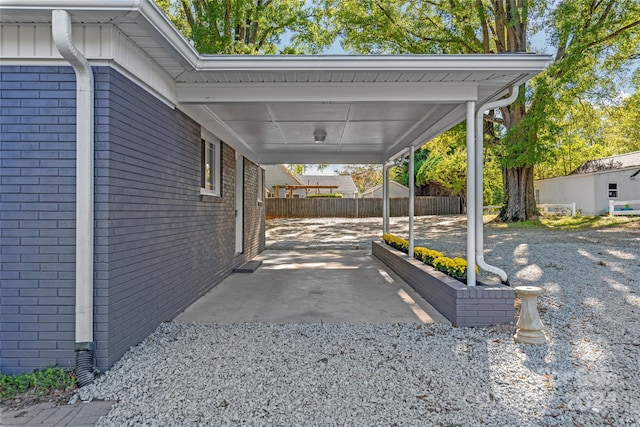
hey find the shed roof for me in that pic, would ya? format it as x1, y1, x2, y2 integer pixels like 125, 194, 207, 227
297, 175, 358, 194
571, 151, 640, 175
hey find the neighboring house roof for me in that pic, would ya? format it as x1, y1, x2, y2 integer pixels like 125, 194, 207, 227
571, 151, 640, 175
296, 175, 359, 195
362, 181, 409, 197
264, 165, 302, 186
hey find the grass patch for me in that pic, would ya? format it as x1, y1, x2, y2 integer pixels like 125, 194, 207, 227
487, 215, 640, 230
0, 367, 76, 400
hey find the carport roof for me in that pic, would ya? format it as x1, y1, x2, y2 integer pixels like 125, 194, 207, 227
1, 0, 553, 164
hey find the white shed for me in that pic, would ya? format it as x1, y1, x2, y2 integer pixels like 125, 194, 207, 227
535, 152, 640, 215
362, 181, 410, 198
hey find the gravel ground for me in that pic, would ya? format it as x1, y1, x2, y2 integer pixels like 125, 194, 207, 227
80, 216, 640, 426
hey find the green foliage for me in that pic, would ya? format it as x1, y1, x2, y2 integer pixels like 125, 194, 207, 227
330, 0, 640, 221
488, 215, 640, 230
284, 164, 329, 175
306, 193, 343, 198
337, 164, 381, 194
153, 0, 334, 54
389, 147, 430, 187
0, 367, 76, 399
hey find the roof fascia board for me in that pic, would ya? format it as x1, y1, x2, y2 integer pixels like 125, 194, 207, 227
177, 82, 478, 103
0, 0, 142, 11
196, 54, 554, 72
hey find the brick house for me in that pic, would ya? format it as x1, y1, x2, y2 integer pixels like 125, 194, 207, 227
0, 1, 551, 378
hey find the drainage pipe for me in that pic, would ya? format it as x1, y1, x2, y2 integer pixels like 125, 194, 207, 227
52, 10, 95, 386
408, 145, 415, 257
474, 89, 518, 285
465, 101, 477, 286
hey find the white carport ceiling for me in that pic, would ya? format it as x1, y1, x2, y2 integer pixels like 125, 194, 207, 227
177, 55, 551, 164
0, 1, 553, 164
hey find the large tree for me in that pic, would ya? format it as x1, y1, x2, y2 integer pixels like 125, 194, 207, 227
154, 0, 332, 54
330, 0, 640, 221
337, 164, 382, 194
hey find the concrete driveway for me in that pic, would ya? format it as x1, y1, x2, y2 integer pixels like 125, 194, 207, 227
175, 250, 448, 324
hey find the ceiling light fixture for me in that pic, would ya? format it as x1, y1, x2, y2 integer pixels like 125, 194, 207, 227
313, 129, 327, 144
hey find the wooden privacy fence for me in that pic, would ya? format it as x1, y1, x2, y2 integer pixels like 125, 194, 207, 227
266, 197, 462, 218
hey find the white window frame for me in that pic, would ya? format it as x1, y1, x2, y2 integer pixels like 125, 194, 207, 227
201, 138, 221, 197
608, 182, 618, 199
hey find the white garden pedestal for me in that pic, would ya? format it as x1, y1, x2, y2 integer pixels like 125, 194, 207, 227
514, 286, 547, 344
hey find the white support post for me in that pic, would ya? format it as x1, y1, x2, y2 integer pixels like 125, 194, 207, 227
609, 200, 615, 217
572, 202, 576, 216
382, 163, 389, 234
466, 101, 476, 286
408, 145, 415, 258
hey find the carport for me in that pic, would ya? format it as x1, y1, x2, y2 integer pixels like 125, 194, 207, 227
0, 0, 551, 378
178, 54, 552, 285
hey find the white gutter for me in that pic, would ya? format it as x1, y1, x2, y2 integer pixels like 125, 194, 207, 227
474, 89, 519, 285
52, 9, 95, 386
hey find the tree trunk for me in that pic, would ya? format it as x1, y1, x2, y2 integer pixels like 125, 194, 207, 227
499, 165, 537, 221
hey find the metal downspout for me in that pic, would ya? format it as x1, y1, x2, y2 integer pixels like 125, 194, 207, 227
408, 145, 415, 257
474, 89, 518, 285
465, 101, 477, 286
52, 10, 95, 386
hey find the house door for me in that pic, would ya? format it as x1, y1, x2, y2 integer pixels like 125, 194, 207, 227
235, 154, 244, 254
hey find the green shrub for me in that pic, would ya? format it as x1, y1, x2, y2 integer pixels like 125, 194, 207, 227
0, 367, 76, 399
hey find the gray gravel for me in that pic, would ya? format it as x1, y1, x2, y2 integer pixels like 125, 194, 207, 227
80, 216, 640, 426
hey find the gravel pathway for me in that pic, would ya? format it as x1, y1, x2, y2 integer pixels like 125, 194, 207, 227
80, 216, 640, 426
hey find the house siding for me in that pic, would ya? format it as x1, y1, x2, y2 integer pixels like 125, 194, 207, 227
536, 168, 640, 215
535, 174, 596, 215
1, 66, 80, 373
1, 66, 265, 374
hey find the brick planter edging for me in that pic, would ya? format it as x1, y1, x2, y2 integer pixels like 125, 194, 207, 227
372, 241, 515, 326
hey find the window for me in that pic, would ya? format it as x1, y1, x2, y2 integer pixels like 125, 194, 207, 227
201, 139, 221, 196
257, 167, 264, 203
535, 188, 540, 203
608, 182, 618, 198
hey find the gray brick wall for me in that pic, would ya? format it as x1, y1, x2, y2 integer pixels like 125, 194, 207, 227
98, 68, 258, 369
1, 66, 78, 374
243, 159, 266, 259
1, 66, 265, 374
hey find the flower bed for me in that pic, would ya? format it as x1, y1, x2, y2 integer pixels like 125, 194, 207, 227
382, 233, 475, 280
373, 238, 514, 327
